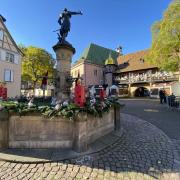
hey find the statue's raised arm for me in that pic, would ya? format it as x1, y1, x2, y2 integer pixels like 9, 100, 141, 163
68, 10, 83, 16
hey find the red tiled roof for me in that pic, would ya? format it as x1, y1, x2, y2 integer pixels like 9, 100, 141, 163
117, 49, 157, 72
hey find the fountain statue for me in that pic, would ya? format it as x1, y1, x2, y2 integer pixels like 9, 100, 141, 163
53, 8, 82, 100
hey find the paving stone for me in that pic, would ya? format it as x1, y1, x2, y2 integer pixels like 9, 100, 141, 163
2, 162, 10, 167
75, 173, 83, 179
55, 171, 65, 177
1, 172, 10, 179
24, 168, 32, 174
0, 161, 5, 167
28, 163, 36, 169
21, 164, 29, 169
44, 162, 51, 167
41, 171, 49, 178
11, 172, 20, 178
96, 174, 104, 179
61, 164, 67, 171
36, 163, 44, 168
30, 167, 37, 173
44, 166, 52, 172
36, 166, 45, 173
14, 163, 22, 170
46, 173, 56, 180
90, 172, 98, 177
33, 172, 42, 179
17, 173, 26, 180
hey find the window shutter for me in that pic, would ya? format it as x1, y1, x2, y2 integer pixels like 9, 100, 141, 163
10, 70, 14, 82
1, 50, 6, 61
0, 30, 3, 40
14, 55, 19, 64
4, 69, 10, 81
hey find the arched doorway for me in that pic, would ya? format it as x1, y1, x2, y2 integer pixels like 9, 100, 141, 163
134, 87, 150, 97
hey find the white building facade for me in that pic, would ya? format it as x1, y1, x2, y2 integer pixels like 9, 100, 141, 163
0, 15, 22, 98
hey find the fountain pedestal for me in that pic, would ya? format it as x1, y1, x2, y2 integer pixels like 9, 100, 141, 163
53, 42, 75, 100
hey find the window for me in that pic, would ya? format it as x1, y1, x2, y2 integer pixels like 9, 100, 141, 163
0, 30, 3, 40
94, 69, 97, 76
140, 58, 144, 63
6, 52, 15, 63
4, 69, 13, 82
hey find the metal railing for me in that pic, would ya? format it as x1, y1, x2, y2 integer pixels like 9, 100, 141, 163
115, 73, 179, 84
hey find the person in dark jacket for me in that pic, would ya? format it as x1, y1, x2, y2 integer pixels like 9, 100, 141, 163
159, 89, 164, 104
163, 89, 167, 103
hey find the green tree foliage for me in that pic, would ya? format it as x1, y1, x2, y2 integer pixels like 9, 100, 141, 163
146, 0, 180, 73
20, 45, 55, 91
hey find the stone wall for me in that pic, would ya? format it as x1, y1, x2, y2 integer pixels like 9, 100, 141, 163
86, 108, 114, 144
2, 109, 115, 152
0, 112, 8, 148
9, 115, 74, 148
73, 108, 115, 152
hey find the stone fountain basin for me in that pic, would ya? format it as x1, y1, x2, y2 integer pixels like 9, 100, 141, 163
0, 108, 114, 152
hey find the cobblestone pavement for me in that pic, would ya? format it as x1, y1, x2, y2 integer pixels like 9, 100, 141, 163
0, 113, 179, 179
120, 98, 180, 140
172, 140, 180, 161
121, 98, 180, 168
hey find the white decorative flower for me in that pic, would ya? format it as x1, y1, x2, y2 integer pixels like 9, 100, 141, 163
55, 104, 61, 110
28, 101, 34, 108
90, 98, 96, 106
101, 101, 106, 108
63, 100, 69, 106
0, 105, 4, 111
89, 86, 96, 98
51, 97, 57, 106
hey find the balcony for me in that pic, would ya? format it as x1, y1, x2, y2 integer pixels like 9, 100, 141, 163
115, 71, 179, 84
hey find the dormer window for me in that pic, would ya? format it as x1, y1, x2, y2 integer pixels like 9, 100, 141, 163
0, 29, 3, 40
94, 69, 97, 76
140, 58, 144, 63
6, 52, 15, 63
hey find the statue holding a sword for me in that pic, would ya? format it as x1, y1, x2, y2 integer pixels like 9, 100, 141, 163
54, 8, 83, 43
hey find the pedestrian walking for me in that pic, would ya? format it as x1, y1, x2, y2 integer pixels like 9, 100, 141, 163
159, 89, 164, 104
163, 89, 167, 103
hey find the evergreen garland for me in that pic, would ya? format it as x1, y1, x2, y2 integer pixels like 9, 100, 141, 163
0, 98, 123, 120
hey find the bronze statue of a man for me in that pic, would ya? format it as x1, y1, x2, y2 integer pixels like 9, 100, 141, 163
58, 8, 82, 42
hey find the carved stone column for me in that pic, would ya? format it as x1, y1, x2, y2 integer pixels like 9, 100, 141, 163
53, 43, 75, 100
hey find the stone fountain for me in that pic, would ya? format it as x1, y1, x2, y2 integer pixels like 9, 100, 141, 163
53, 8, 82, 100
0, 9, 119, 153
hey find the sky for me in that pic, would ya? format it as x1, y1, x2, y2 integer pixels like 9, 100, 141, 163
0, 0, 172, 63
